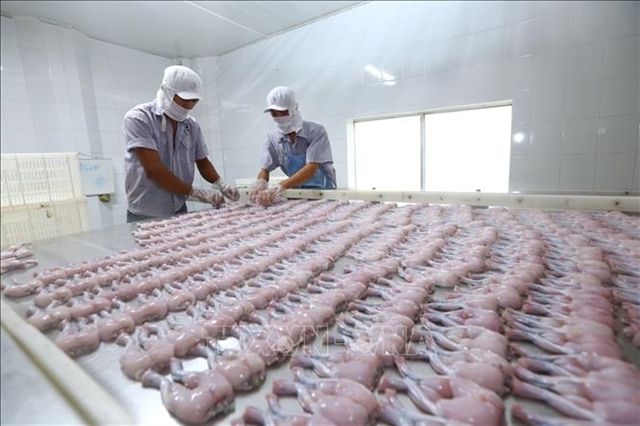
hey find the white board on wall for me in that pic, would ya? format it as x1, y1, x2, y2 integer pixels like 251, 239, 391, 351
78, 159, 115, 195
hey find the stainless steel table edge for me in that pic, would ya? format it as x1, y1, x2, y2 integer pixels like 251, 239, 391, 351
1, 298, 134, 425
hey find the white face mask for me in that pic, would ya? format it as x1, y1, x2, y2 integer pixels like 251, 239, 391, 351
165, 100, 191, 122
273, 115, 296, 134
273, 111, 303, 134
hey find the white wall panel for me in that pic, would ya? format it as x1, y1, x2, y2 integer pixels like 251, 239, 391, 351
61, 54, 79, 81
0, 15, 18, 41
422, 41, 448, 74
429, 7, 470, 42
510, 125, 531, 157
447, 67, 476, 100
559, 154, 597, 190
605, 36, 639, 79
535, 1, 571, 18
42, 23, 61, 52
569, 2, 610, 46
594, 152, 636, 190
47, 51, 66, 79
564, 81, 603, 119
51, 79, 70, 103
14, 18, 46, 49
30, 103, 59, 129
19, 48, 50, 77
504, 1, 535, 25
597, 114, 640, 153
472, 28, 504, 65
533, 50, 566, 88
504, 20, 534, 59
530, 121, 563, 156
0, 72, 28, 101
471, 1, 504, 32
64, 81, 82, 105
58, 128, 77, 152
2, 126, 38, 153
531, 86, 565, 122
87, 39, 110, 59
501, 56, 535, 93
609, 0, 639, 39
511, 155, 560, 191
529, 155, 561, 191
24, 76, 55, 103
56, 104, 73, 129
565, 43, 606, 84
3, 101, 35, 128
448, 34, 475, 68
563, 118, 599, 154
508, 157, 527, 190
472, 63, 505, 98
1, 43, 24, 74
534, 12, 570, 52
34, 127, 61, 151
601, 76, 639, 116
511, 89, 532, 125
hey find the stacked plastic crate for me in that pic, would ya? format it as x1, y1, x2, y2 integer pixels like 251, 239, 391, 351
0, 153, 90, 249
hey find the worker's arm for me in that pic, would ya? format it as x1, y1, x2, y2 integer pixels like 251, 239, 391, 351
198, 158, 240, 201
281, 162, 320, 189
195, 157, 221, 184
257, 168, 270, 182
133, 148, 192, 194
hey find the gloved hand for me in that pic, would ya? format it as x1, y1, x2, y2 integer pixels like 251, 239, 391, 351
258, 184, 286, 206
188, 187, 225, 207
249, 179, 269, 203
213, 178, 240, 202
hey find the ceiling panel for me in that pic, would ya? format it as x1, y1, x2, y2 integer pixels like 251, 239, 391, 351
192, 1, 361, 35
1, 0, 365, 58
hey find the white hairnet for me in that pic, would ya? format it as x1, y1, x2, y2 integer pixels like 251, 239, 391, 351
155, 65, 202, 111
264, 86, 298, 113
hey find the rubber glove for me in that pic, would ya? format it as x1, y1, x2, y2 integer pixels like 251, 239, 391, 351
258, 184, 285, 206
188, 187, 225, 207
249, 179, 269, 203
213, 178, 240, 202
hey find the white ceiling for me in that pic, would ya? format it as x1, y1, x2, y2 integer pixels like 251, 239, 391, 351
1, 1, 366, 59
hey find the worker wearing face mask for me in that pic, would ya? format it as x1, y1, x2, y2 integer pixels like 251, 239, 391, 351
123, 65, 239, 222
250, 86, 337, 205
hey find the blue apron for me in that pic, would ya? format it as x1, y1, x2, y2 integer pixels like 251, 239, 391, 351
283, 140, 330, 189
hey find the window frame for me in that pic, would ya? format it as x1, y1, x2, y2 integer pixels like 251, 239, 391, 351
349, 100, 513, 191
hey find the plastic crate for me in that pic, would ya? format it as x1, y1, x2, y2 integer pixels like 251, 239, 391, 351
0, 199, 90, 249
1, 153, 84, 207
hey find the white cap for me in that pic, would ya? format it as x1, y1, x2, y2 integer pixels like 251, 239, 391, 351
162, 65, 201, 100
264, 86, 297, 112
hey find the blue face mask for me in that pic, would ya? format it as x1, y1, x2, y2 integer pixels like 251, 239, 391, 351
165, 100, 191, 122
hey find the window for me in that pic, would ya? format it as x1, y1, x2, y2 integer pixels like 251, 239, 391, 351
352, 104, 512, 193
424, 106, 512, 192
353, 115, 421, 191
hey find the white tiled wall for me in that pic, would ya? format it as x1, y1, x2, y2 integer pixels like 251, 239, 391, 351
209, 0, 639, 195
1, 1, 639, 231
1, 16, 175, 228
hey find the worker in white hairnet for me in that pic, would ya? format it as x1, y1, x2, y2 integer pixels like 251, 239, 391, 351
250, 86, 336, 205
123, 65, 239, 222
